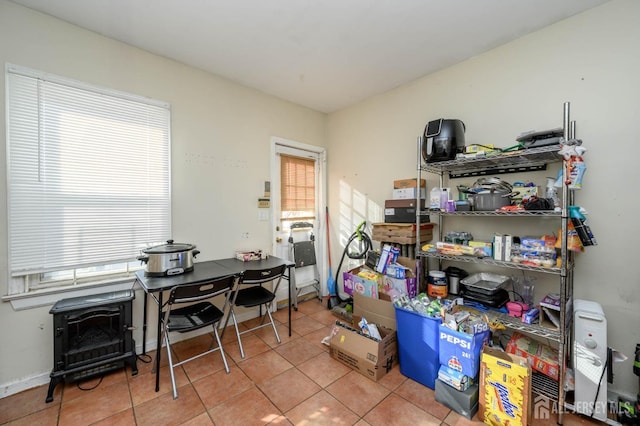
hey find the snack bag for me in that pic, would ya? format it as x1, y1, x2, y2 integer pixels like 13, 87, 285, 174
555, 222, 584, 252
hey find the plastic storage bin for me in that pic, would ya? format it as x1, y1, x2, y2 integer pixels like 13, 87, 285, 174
394, 305, 441, 389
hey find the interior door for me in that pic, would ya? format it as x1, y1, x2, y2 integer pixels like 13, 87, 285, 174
271, 137, 326, 302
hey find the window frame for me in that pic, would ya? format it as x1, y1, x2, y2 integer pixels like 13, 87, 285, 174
4, 64, 171, 303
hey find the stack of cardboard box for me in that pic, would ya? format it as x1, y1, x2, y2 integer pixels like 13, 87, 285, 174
435, 307, 490, 419
384, 179, 427, 223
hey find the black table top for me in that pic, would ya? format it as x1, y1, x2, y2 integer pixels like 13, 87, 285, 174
135, 256, 292, 293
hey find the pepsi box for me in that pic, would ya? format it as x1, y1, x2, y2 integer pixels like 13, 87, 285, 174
438, 324, 490, 378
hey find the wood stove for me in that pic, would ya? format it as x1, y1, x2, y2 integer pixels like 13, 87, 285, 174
45, 289, 138, 402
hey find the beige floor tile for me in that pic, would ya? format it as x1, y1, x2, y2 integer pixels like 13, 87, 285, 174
59, 381, 131, 425
192, 365, 254, 410
253, 320, 300, 348
363, 393, 441, 426
237, 349, 294, 384
208, 387, 282, 426
394, 378, 451, 420
258, 368, 321, 412
274, 336, 325, 366
2, 404, 59, 426
295, 298, 327, 316
127, 364, 190, 406
290, 315, 326, 336
284, 390, 360, 425
297, 351, 352, 388
90, 408, 137, 426
325, 371, 390, 417
180, 350, 230, 382
133, 384, 205, 425
224, 332, 273, 362
0, 385, 60, 423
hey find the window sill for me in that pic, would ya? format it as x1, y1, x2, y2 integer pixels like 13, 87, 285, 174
2, 278, 138, 311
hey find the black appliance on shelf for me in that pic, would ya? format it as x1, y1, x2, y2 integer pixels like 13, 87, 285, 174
422, 118, 466, 162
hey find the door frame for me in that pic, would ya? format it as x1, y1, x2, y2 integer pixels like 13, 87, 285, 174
270, 136, 327, 300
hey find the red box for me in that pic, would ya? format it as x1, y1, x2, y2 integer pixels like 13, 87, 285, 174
505, 332, 559, 381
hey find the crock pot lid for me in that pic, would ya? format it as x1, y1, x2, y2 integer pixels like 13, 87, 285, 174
143, 240, 196, 254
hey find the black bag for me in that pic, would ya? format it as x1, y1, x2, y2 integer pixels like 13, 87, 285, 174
523, 196, 555, 211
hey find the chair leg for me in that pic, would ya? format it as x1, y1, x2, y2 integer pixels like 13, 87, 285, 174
164, 331, 179, 399
230, 309, 246, 359
213, 326, 230, 374
266, 309, 281, 344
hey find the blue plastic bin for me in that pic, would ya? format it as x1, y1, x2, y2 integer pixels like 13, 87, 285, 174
394, 305, 441, 389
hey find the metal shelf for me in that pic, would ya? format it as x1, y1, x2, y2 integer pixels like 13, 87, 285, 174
416, 250, 568, 275
532, 372, 560, 401
416, 104, 575, 424
489, 311, 561, 342
434, 210, 561, 218
420, 144, 563, 177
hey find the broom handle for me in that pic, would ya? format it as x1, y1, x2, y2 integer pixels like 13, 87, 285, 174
325, 206, 332, 268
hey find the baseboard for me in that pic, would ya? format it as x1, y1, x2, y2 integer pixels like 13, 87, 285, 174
276, 291, 321, 310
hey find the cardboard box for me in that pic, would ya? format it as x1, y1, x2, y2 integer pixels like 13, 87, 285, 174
235, 250, 263, 261
352, 292, 396, 330
435, 380, 479, 420
393, 178, 426, 189
330, 293, 398, 381
372, 222, 433, 245
505, 332, 559, 381
342, 266, 379, 299
511, 186, 540, 202
384, 199, 426, 209
343, 258, 418, 300
439, 324, 490, 378
384, 207, 417, 223
479, 347, 532, 426
392, 187, 426, 200
468, 241, 493, 258
379, 257, 418, 298
438, 365, 473, 391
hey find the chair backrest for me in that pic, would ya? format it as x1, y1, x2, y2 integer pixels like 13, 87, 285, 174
239, 264, 286, 286
167, 274, 236, 305
292, 240, 317, 267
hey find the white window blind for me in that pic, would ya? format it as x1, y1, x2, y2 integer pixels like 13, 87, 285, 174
6, 65, 171, 281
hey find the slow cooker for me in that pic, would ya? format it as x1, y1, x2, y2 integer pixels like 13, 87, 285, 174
137, 240, 200, 277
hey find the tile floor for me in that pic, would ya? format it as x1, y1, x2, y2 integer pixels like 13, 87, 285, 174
0, 299, 599, 425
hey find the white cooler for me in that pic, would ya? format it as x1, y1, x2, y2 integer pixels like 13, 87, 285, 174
573, 299, 608, 422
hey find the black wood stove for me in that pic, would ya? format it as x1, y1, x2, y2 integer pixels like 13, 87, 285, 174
45, 289, 138, 402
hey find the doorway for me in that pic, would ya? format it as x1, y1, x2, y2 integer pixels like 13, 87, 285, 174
270, 137, 327, 303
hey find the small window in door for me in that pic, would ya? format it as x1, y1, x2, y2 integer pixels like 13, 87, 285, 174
280, 154, 316, 231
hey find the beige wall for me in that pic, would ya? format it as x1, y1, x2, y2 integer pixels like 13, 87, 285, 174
327, 0, 640, 398
0, 1, 326, 394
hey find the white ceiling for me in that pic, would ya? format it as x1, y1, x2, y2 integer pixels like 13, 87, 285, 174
11, 0, 609, 113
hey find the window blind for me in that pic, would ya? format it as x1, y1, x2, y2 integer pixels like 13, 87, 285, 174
280, 154, 315, 212
6, 66, 171, 277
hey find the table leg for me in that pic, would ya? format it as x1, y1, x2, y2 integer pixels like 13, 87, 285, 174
288, 266, 292, 336
155, 291, 163, 392
142, 289, 148, 355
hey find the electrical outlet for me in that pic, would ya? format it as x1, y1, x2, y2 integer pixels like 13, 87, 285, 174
241, 232, 249, 239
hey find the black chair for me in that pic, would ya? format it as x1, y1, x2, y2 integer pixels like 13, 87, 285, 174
227, 264, 286, 358
159, 274, 236, 399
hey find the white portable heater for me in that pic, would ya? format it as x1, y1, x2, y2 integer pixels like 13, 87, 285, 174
573, 299, 608, 422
